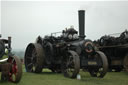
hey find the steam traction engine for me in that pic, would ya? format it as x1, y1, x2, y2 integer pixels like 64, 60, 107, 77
94, 30, 128, 72
0, 36, 22, 83
24, 10, 108, 78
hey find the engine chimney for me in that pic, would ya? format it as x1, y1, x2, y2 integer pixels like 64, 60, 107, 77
78, 10, 85, 39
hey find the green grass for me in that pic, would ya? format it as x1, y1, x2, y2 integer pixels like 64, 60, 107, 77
0, 68, 128, 85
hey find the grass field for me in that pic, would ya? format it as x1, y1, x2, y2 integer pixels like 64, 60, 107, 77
0, 67, 128, 85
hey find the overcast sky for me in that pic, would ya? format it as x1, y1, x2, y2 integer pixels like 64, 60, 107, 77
1, 1, 128, 50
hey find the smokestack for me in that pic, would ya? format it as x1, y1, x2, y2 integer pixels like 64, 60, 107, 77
78, 10, 85, 39
8, 36, 11, 53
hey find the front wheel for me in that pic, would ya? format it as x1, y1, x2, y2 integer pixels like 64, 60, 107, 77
8, 56, 22, 83
89, 51, 108, 78
63, 51, 80, 78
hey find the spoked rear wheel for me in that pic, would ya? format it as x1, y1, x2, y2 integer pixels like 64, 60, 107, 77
64, 51, 80, 78
24, 43, 44, 73
8, 56, 22, 83
89, 51, 108, 78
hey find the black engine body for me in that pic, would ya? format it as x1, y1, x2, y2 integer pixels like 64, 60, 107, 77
94, 30, 128, 71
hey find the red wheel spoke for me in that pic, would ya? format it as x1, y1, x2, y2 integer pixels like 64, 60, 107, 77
8, 57, 19, 82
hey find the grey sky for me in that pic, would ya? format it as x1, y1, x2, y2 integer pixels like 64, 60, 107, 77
1, 1, 128, 50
